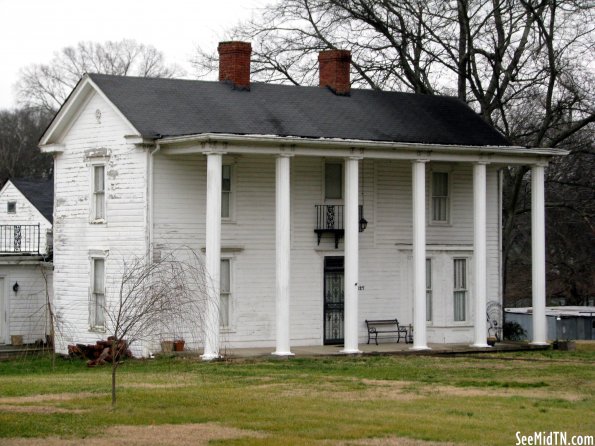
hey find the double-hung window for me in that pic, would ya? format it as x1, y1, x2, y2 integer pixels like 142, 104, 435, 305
220, 258, 231, 328
221, 165, 232, 219
431, 172, 449, 223
453, 258, 467, 322
90, 258, 106, 329
324, 162, 343, 200
426, 258, 432, 322
93, 165, 106, 221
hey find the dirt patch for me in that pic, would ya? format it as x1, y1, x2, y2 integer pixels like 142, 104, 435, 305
121, 383, 189, 389
1, 423, 264, 446
430, 384, 584, 401
257, 379, 422, 402
0, 405, 86, 414
0, 392, 103, 404
327, 436, 459, 445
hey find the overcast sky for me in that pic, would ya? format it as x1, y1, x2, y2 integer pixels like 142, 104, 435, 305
0, 0, 268, 109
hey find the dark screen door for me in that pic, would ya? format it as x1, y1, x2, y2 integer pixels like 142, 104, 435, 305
324, 256, 344, 345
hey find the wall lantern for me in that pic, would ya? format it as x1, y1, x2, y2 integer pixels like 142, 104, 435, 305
13, 282, 19, 293
359, 216, 368, 233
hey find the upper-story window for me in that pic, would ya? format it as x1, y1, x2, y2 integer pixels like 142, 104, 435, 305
7, 201, 16, 214
325, 162, 343, 200
222, 164, 233, 219
92, 165, 106, 221
431, 171, 449, 223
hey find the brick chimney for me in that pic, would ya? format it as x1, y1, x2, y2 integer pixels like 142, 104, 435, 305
318, 49, 351, 95
218, 41, 252, 90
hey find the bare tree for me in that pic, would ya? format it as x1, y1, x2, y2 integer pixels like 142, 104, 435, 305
104, 247, 209, 408
193, 0, 595, 304
17, 39, 185, 113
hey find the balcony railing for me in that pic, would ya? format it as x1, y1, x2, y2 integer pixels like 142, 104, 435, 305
314, 205, 364, 249
0, 224, 41, 255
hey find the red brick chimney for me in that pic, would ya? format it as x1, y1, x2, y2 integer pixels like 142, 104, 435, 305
218, 41, 252, 90
318, 49, 351, 95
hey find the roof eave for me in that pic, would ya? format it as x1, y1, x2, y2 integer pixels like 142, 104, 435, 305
157, 133, 569, 158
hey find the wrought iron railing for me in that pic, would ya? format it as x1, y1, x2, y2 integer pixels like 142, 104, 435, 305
0, 224, 41, 254
314, 205, 365, 248
315, 205, 345, 231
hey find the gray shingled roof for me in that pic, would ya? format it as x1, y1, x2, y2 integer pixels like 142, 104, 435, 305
11, 178, 53, 223
89, 73, 510, 147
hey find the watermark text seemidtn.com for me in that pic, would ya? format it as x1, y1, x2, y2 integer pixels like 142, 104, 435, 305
516, 432, 594, 446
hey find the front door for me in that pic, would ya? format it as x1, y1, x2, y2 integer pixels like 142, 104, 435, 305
323, 257, 344, 345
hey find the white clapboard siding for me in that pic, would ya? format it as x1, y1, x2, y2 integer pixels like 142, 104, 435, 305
0, 264, 52, 344
52, 92, 148, 353
153, 155, 502, 347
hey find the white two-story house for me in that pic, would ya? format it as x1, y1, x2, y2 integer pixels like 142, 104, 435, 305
39, 42, 564, 357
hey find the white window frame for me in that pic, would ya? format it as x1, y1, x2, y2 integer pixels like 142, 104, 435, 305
219, 257, 233, 331
90, 161, 107, 223
221, 163, 235, 221
453, 257, 468, 322
323, 160, 344, 203
89, 254, 107, 331
7, 201, 16, 214
430, 169, 451, 225
426, 258, 432, 323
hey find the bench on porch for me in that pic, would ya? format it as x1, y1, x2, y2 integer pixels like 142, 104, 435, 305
365, 319, 410, 345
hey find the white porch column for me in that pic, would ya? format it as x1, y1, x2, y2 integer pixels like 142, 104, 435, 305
411, 160, 430, 350
472, 162, 489, 347
273, 154, 294, 356
531, 163, 548, 345
202, 152, 223, 360
341, 157, 361, 354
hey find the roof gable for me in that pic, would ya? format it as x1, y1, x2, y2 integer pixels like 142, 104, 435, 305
88, 74, 510, 147
6, 178, 54, 223
39, 75, 141, 147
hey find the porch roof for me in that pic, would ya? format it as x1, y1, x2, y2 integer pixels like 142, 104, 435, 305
88, 73, 510, 147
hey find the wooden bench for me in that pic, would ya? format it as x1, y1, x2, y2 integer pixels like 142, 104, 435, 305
365, 319, 409, 345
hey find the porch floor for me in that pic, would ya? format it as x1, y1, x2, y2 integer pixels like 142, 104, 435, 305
203, 341, 548, 359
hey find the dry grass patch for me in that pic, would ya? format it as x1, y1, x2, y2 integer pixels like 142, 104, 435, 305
0, 423, 265, 446
327, 436, 460, 445
0, 405, 86, 414
0, 392, 102, 404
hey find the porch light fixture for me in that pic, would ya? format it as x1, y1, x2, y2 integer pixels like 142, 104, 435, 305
13, 282, 19, 293
359, 216, 368, 232
359, 162, 367, 233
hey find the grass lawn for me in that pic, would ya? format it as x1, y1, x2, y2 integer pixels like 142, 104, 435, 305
0, 349, 593, 445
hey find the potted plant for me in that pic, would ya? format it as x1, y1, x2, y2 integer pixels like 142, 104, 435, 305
173, 339, 185, 352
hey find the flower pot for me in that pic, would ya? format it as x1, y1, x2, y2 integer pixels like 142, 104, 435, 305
11, 335, 23, 346
487, 337, 497, 347
160, 341, 174, 353
173, 340, 185, 352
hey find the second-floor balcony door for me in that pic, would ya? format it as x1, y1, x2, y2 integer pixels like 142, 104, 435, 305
323, 256, 344, 345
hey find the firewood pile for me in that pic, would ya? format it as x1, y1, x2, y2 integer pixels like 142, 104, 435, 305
68, 337, 132, 367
